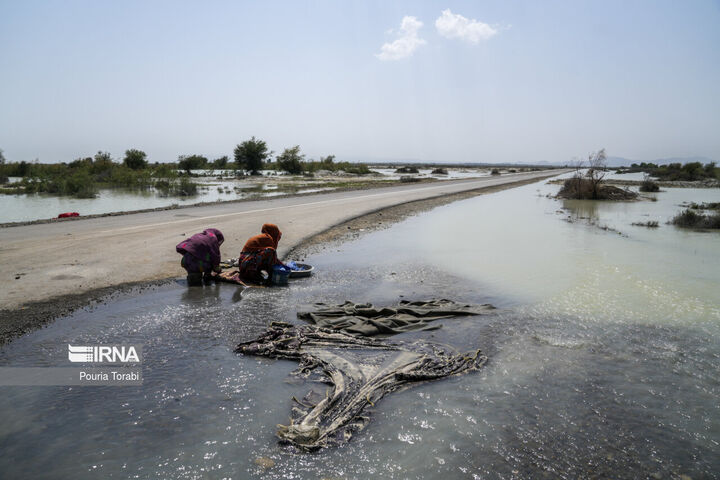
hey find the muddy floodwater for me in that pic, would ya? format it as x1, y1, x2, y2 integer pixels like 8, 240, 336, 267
1, 178, 719, 479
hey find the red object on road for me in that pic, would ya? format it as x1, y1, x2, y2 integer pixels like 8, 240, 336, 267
58, 212, 80, 218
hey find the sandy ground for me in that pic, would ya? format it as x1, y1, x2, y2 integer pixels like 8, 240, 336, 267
0, 170, 565, 343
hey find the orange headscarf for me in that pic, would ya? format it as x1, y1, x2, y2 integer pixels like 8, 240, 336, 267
241, 223, 282, 253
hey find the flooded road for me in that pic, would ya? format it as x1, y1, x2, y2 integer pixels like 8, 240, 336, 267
0, 177, 719, 479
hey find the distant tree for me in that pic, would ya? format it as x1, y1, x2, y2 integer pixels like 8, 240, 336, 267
586, 148, 607, 199
69, 156, 93, 168
276, 145, 305, 174
18, 160, 30, 177
321, 155, 335, 165
212, 155, 229, 169
89, 151, 114, 177
234, 137, 269, 174
177, 154, 209, 173
94, 151, 112, 163
0, 149, 6, 183
123, 149, 148, 170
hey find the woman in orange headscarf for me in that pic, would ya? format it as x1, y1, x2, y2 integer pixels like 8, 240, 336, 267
239, 223, 286, 283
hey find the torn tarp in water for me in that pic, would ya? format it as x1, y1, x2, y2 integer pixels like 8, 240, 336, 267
236, 321, 487, 450
297, 299, 495, 336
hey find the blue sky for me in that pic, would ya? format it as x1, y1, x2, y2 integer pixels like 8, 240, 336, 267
1, 0, 719, 164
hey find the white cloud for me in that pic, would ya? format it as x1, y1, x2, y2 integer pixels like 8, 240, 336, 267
376, 16, 426, 61
435, 9, 497, 44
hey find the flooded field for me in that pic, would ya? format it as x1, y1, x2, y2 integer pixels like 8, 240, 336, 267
0, 177, 718, 479
0, 167, 504, 224
0, 174, 339, 224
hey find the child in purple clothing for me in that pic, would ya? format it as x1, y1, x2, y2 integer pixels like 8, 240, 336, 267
176, 228, 224, 286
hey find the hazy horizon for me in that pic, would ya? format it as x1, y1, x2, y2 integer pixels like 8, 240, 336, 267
1, 1, 719, 165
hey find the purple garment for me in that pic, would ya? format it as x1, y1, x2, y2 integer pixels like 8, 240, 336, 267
176, 228, 224, 267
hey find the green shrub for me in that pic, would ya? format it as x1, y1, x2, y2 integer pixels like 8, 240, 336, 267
277, 146, 305, 174
235, 137, 269, 173
671, 209, 720, 229
123, 149, 148, 170
639, 178, 659, 192
176, 177, 198, 196
178, 154, 208, 173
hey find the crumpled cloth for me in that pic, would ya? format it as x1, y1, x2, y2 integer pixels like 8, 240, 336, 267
236, 322, 487, 450
214, 270, 248, 286
297, 299, 495, 336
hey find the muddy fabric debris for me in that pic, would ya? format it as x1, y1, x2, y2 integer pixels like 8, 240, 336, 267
236, 321, 487, 450
297, 299, 495, 336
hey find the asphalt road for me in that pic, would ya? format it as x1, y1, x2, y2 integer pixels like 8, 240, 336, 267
0, 170, 563, 308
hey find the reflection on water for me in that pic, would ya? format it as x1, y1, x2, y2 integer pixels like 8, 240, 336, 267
0, 178, 337, 223
0, 185, 231, 224
0, 178, 719, 478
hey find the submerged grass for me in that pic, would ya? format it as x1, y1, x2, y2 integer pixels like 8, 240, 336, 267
639, 178, 660, 192
0, 160, 197, 199
632, 220, 659, 228
670, 209, 720, 229
686, 202, 720, 211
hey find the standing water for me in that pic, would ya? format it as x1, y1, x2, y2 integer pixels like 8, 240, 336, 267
0, 177, 718, 479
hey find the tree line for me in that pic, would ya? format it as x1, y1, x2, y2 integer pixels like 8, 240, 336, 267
623, 161, 719, 182
0, 139, 370, 177
0, 139, 371, 198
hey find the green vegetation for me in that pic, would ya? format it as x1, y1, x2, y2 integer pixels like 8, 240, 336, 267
686, 202, 720, 210
301, 155, 372, 175
631, 220, 659, 228
234, 137, 269, 174
23, 169, 99, 198
0, 139, 372, 201
671, 209, 720, 229
267, 146, 372, 176
559, 176, 637, 200
559, 149, 637, 200
276, 145, 305, 174
0, 150, 194, 198
0, 148, 7, 183
178, 154, 209, 173
123, 149, 148, 170
627, 161, 719, 181
639, 175, 660, 192
212, 155, 229, 169
176, 177, 198, 196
